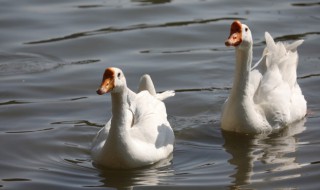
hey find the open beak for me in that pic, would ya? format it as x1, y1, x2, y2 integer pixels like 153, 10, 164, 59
96, 77, 114, 95
225, 20, 242, 47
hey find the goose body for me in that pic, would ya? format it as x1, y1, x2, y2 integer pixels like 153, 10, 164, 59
221, 21, 307, 134
91, 67, 175, 169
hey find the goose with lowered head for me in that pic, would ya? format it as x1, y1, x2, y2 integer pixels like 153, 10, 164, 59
91, 67, 175, 169
221, 20, 307, 134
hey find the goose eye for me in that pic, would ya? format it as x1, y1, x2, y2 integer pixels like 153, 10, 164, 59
245, 27, 248, 32
117, 73, 121, 78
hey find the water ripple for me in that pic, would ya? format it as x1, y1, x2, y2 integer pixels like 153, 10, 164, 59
0, 100, 30, 106
274, 32, 320, 41
292, 2, 320, 7
298, 73, 320, 79
5, 127, 54, 134
25, 17, 244, 45
51, 120, 103, 128
173, 86, 231, 93
0, 51, 100, 75
2, 178, 31, 182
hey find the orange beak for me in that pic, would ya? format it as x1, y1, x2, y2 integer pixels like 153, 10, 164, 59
96, 68, 115, 95
225, 20, 242, 47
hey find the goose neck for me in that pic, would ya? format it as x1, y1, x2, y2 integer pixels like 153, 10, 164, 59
231, 46, 253, 99
110, 88, 131, 134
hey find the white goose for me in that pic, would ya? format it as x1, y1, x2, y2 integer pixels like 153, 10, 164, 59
91, 67, 175, 169
221, 20, 307, 134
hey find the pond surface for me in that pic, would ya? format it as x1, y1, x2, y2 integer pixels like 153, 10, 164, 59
0, 0, 319, 189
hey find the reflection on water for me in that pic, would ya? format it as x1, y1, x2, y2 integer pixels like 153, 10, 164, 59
223, 119, 306, 189
92, 155, 174, 189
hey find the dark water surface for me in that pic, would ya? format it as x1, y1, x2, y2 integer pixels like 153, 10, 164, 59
0, 0, 319, 189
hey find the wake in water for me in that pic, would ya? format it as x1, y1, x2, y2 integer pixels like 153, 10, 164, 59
0, 51, 100, 75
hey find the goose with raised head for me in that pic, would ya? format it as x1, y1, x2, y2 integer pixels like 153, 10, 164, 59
221, 20, 307, 134
91, 67, 175, 169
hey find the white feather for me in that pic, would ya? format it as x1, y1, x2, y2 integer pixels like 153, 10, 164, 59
92, 68, 175, 169
221, 23, 306, 134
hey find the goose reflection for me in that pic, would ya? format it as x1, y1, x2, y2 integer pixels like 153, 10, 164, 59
93, 155, 173, 189
222, 119, 306, 189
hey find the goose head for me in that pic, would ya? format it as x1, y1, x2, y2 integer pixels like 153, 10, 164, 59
225, 20, 253, 49
96, 67, 126, 95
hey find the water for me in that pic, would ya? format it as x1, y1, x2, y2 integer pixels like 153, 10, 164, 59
0, 0, 319, 189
